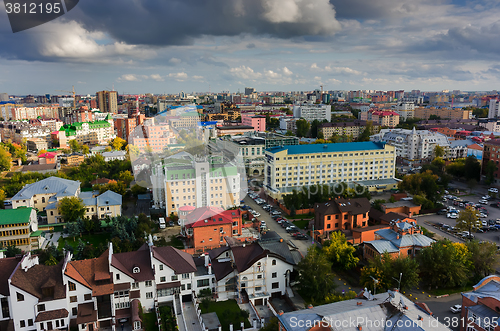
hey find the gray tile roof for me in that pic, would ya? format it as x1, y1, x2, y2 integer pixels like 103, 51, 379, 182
365, 240, 400, 254
96, 190, 122, 206
12, 177, 80, 200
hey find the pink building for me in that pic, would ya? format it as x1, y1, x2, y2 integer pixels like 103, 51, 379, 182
241, 114, 266, 132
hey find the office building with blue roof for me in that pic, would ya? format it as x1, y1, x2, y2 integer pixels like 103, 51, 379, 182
263, 141, 399, 199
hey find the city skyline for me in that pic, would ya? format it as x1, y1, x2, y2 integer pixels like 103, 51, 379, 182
1, 0, 500, 94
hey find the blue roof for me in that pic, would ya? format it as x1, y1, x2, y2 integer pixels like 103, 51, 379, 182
265, 141, 386, 155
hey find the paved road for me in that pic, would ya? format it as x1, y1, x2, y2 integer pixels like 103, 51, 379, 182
423, 293, 463, 331
243, 196, 311, 256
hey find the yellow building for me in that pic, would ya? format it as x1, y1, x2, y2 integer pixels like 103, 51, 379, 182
414, 107, 472, 120
0, 208, 42, 251
264, 141, 398, 200
319, 120, 381, 140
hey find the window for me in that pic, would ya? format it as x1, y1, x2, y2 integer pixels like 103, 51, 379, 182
72, 307, 77, 316
116, 274, 120, 281
16, 293, 24, 302
327, 224, 331, 229
272, 272, 277, 278
145, 280, 152, 287
272, 282, 279, 289
171, 275, 178, 281
56, 320, 60, 328
256, 287, 262, 291
28, 319, 33, 327
70, 296, 77, 303
197, 279, 210, 287
146, 292, 153, 299
182, 273, 190, 279
132, 282, 139, 289
20, 320, 25, 328
84, 294, 91, 301
159, 264, 164, 271
257, 274, 262, 279
133, 267, 140, 273
272, 259, 276, 266
344, 214, 348, 220
134, 321, 141, 330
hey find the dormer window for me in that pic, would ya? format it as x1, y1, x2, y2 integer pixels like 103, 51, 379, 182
133, 267, 140, 273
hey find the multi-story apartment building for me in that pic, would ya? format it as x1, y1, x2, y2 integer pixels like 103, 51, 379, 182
0, 102, 16, 120
292, 101, 331, 122
9, 106, 59, 120
359, 109, 400, 127
279, 117, 296, 132
0, 232, 298, 331
169, 112, 202, 129
114, 114, 145, 141
319, 120, 381, 140
57, 115, 115, 147
26, 138, 48, 152
393, 102, 416, 121
150, 152, 244, 214
371, 128, 451, 165
129, 119, 176, 153
414, 106, 472, 120
96, 90, 118, 113
241, 114, 266, 132
209, 132, 299, 177
0, 121, 52, 144
482, 138, 500, 184
263, 141, 397, 200
0, 208, 41, 251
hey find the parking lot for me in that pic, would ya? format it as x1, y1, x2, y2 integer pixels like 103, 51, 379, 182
418, 188, 500, 244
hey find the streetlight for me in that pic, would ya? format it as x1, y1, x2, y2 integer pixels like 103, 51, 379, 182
370, 276, 379, 295
392, 272, 402, 292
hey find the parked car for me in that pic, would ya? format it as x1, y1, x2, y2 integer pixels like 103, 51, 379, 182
480, 213, 488, 218
447, 213, 458, 219
437, 209, 448, 215
482, 195, 492, 200
491, 202, 500, 208
489, 188, 499, 193
295, 234, 308, 240
450, 305, 462, 313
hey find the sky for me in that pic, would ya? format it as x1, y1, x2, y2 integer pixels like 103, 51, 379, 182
1, 0, 500, 95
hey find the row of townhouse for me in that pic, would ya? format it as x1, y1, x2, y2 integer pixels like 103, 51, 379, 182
0, 234, 297, 331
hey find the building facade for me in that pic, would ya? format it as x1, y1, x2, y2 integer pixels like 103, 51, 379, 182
292, 102, 331, 122
96, 90, 118, 113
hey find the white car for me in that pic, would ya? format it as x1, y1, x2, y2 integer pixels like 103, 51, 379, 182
482, 195, 491, 200
450, 305, 462, 313
447, 213, 458, 219
480, 213, 488, 218
489, 188, 499, 193
479, 199, 489, 205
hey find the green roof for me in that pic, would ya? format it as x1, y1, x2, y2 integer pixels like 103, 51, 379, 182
0, 208, 33, 225
30, 230, 43, 237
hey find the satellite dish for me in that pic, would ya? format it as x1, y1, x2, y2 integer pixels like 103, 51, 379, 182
153, 236, 158, 241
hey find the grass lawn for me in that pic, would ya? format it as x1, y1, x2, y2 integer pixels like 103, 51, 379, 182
167, 235, 184, 249
292, 219, 310, 229
199, 299, 251, 331
58, 232, 111, 250
288, 214, 313, 220
142, 312, 159, 331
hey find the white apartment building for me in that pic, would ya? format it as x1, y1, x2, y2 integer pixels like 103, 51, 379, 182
150, 152, 245, 215
370, 128, 451, 165
292, 102, 331, 122
393, 102, 415, 121
489, 99, 499, 118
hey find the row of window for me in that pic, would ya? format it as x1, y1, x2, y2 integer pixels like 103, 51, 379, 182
272, 150, 394, 161
3, 238, 29, 247
0, 228, 29, 237
0, 223, 28, 229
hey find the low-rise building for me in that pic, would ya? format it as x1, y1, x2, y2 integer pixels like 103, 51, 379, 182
216, 125, 255, 136
26, 138, 48, 152
414, 106, 472, 120
0, 208, 41, 251
313, 198, 371, 241
360, 109, 400, 127
20, 163, 60, 174
66, 152, 85, 166
381, 200, 421, 216
38, 152, 57, 164
319, 120, 381, 140
292, 102, 331, 122
102, 151, 127, 162
363, 218, 433, 259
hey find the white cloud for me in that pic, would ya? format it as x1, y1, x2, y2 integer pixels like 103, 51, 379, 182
283, 67, 293, 76
118, 74, 142, 82
150, 74, 164, 81
168, 72, 188, 81
325, 66, 362, 75
169, 58, 182, 64
192, 75, 204, 80
229, 66, 262, 80
265, 70, 281, 79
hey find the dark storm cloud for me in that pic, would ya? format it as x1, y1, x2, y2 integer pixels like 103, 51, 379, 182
71, 0, 340, 46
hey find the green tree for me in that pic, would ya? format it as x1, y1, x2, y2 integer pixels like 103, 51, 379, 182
417, 240, 470, 289
58, 197, 86, 223
110, 137, 127, 151
131, 184, 148, 196
0, 146, 12, 171
81, 145, 90, 155
296, 246, 336, 304
97, 181, 127, 196
372, 199, 386, 211
5, 245, 22, 257
456, 207, 481, 235
391, 255, 420, 292
322, 231, 359, 270
69, 139, 81, 153
464, 155, 481, 181
295, 119, 310, 137
466, 240, 499, 282
358, 121, 373, 142
310, 119, 320, 138
0, 189, 5, 209
285, 130, 294, 136
118, 171, 134, 187
429, 115, 441, 120
360, 253, 419, 292
485, 160, 496, 185
434, 145, 445, 158
44, 255, 58, 266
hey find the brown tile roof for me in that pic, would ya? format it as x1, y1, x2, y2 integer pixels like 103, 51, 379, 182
335, 197, 371, 215
35, 308, 68, 322
112, 249, 154, 282
211, 260, 234, 281
114, 283, 131, 291
11, 258, 66, 301
368, 207, 385, 222
380, 212, 410, 224
208, 246, 230, 260
66, 250, 113, 296
76, 303, 97, 324
351, 224, 390, 233
152, 246, 197, 274
0, 319, 14, 331
0, 257, 21, 296
21, 163, 58, 172
231, 243, 266, 273
314, 201, 340, 216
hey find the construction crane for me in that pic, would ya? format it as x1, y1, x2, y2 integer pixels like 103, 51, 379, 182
55, 86, 76, 109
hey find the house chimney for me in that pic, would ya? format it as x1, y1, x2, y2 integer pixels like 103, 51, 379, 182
208, 263, 212, 275
357, 326, 362, 331
278, 310, 284, 316
307, 304, 313, 309
204, 254, 209, 267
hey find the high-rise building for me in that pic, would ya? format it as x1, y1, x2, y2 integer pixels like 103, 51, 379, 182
244, 87, 255, 96
96, 90, 118, 113
489, 99, 499, 118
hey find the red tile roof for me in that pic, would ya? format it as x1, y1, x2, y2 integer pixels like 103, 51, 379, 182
185, 207, 240, 229
65, 250, 113, 296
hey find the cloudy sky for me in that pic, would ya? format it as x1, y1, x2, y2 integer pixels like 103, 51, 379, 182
1, 0, 500, 95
